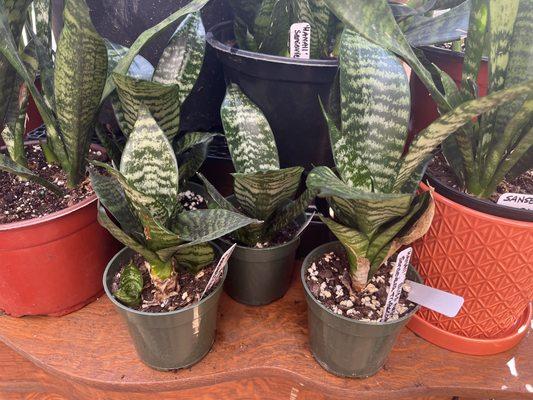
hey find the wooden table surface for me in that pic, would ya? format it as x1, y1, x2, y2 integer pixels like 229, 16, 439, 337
0, 263, 531, 400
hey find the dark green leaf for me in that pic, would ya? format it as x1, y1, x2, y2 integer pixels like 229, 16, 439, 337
113, 261, 143, 307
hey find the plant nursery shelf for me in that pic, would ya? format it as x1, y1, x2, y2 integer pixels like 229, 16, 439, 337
0, 265, 531, 400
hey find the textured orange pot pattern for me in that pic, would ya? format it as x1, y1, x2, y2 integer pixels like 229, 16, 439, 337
412, 183, 533, 339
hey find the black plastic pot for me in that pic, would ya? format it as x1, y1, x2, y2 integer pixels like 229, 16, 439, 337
103, 244, 227, 371
301, 242, 422, 378
207, 21, 338, 170
220, 214, 305, 306
425, 173, 533, 223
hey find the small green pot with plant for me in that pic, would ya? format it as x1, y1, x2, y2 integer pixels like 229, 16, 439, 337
198, 83, 315, 305
92, 104, 255, 370
302, 13, 533, 376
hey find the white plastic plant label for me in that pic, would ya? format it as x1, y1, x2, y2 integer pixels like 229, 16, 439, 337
404, 280, 464, 318
381, 247, 412, 322
290, 22, 311, 59
201, 243, 237, 299
497, 193, 533, 211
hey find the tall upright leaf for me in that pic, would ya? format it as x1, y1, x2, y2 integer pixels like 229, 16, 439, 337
153, 12, 206, 105
54, 0, 107, 186
221, 84, 279, 174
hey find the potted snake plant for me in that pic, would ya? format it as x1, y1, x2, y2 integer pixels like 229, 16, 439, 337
325, 0, 533, 354
302, 23, 532, 377
198, 83, 315, 306
93, 104, 255, 370
0, 0, 121, 316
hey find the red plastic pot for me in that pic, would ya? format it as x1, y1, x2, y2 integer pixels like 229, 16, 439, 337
0, 144, 121, 317
409, 47, 488, 140
410, 181, 533, 353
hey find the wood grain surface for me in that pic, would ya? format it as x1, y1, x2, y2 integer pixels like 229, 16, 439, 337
0, 263, 531, 400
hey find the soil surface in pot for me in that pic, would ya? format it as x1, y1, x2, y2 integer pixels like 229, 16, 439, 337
178, 190, 207, 211
428, 153, 533, 203
305, 250, 415, 322
227, 220, 300, 249
112, 253, 222, 313
0, 145, 105, 224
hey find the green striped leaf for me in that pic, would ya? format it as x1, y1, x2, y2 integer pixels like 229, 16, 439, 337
339, 30, 410, 192
96, 202, 161, 265
403, 0, 471, 47
93, 160, 170, 222
196, 173, 239, 212
89, 169, 142, 236
0, 152, 63, 195
221, 84, 279, 174
227, 0, 262, 30
153, 12, 206, 106
392, 80, 533, 191
120, 104, 180, 218
233, 167, 303, 220
175, 132, 218, 155
177, 140, 211, 182
266, 188, 316, 238
308, 0, 332, 58
320, 216, 369, 278
112, 72, 181, 139
101, 0, 210, 102
174, 242, 215, 273
54, 0, 108, 186
171, 209, 257, 244
104, 39, 154, 79
113, 261, 143, 307
32, 0, 55, 110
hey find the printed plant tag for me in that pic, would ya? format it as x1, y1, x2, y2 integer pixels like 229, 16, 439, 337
381, 247, 412, 322
497, 193, 533, 211
201, 243, 237, 299
290, 22, 311, 59
405, 280, 464, 318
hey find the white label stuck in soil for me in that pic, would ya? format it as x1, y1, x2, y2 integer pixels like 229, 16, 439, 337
497, 193, 533, 211
381, 247, 412, 322
290, 22, 311, 59
405, 280, 464, 318
201, 243, 237, 299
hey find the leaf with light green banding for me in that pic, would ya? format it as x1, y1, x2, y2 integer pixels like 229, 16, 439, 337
120, 104, 179, 218
89, 169, 142, 236
403, 0, 471, 47
113, 73, 181, 139
221, 84, 279, 174
265, 188, 316, 239
392, 80, 533, 192
227, 0, 262, 31
339, 30, 410, 192
54, 0, 107, 187
0, 153, 63, 195
320, 215, 369, 271
233, 167, 303, 220
308, 0, 331, 59
171, 209, 257, 244
113, 261, 143, 307
104, 39, 154, 80
101, 0, 210, 102
153, 12, 205, 106
174, 243, 215, 273
92, 160, 169, 221
32, 0, 55, 110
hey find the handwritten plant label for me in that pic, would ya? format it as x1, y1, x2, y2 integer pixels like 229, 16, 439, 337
497, 193, 533, 211
405, 280, 464, 318
201, 243, 237, 299
381, 247, 412, 322
290, 22, 311, 59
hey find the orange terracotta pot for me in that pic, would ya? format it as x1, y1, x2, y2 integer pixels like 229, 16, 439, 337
411, 182, 533, 342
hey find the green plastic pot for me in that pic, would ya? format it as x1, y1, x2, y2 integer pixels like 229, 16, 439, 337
103, 244, 227, 371
301, 242, 422, 378
220, 213, 305, 306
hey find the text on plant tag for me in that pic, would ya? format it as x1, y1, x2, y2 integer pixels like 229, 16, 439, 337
290, 23, 311, 59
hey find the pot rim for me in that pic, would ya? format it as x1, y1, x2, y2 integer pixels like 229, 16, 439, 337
301, 241, 420, 326
422, 174, 533, 224
206, 21, 338, 68
103, 245, 228, 317
0, 140, 105, 231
